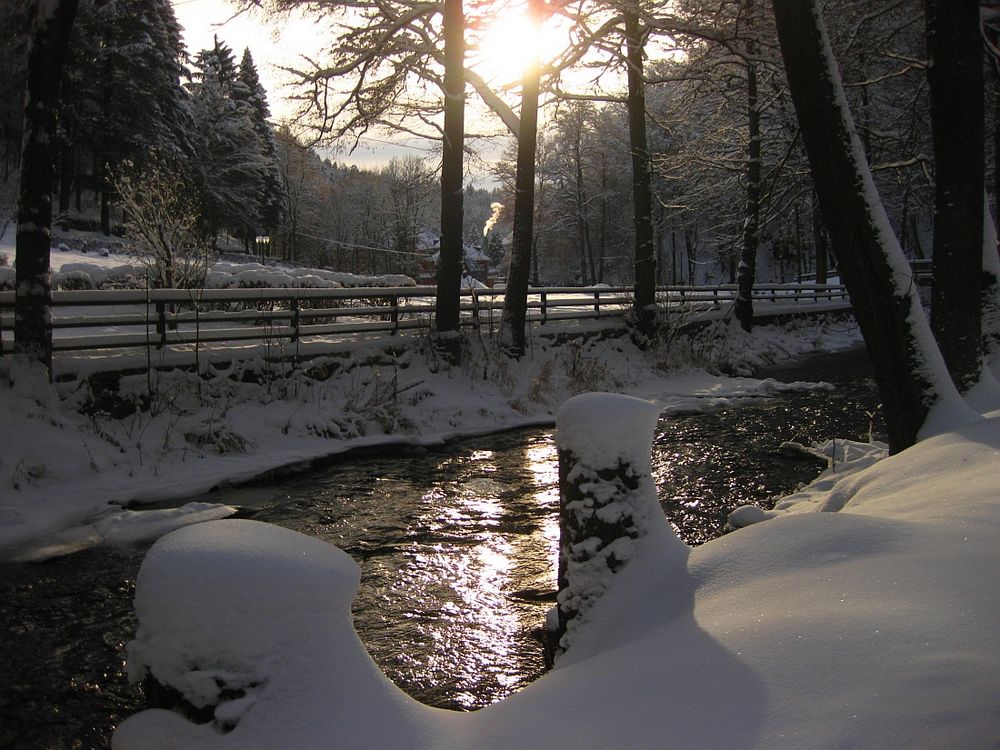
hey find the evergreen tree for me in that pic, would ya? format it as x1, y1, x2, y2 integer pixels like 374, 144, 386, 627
0, 0, 31, 184
187, 39, 271, 242
59, 0, 189, 231
236, 48, 286, 248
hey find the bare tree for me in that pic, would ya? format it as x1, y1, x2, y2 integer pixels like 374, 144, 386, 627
926, 0, 984, 392
116, 158, 213, 289
770, 0, 971, 452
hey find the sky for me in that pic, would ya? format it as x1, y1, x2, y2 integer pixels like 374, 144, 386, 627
168, 0, 562, 181
170, 0, 444, 170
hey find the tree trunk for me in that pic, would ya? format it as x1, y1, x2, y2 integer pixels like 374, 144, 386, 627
812, 196, 828, 284
16, 0, 79, 372
100, 180, 111, 236
771, 0, 969, 452
926, 0, 984, 392
994, 71, 1000, 224
625, 3, 656, 343
500, 23, 540, 358
981, 194, 1000, 375
734, 53, 761, 332
58, 144, 72, 215
433, 0, 466, 362
671, 229, 678, 284
574, 140, 595, 286
685, 230, 695, 285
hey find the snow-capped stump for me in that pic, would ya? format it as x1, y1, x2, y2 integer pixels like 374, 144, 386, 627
554, 393, 689, 660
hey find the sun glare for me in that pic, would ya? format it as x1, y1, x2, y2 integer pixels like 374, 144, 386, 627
471, 6, 569, 85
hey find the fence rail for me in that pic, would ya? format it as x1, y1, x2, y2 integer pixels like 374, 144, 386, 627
0, 283, 850, 360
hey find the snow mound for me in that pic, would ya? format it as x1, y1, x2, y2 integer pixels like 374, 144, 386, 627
118, 519, 430, 747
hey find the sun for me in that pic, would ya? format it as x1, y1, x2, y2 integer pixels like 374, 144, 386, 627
469, 4, 571, 85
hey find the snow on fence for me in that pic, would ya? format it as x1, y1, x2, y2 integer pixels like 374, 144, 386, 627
0, 283, 850, 363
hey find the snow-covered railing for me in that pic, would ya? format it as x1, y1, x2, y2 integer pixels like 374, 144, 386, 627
0, 282, 849, 358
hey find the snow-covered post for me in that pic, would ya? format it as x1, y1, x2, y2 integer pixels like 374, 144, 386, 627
554, 392, 663, 657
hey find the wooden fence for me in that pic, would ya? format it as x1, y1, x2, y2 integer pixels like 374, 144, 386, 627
0, 283, 850, 358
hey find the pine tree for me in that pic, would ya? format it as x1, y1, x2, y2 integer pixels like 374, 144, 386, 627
236, 48, 286, 249
58, 0, 189, 229
187, 39, 270, 242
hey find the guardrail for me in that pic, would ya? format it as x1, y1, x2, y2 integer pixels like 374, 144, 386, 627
0, 282, 850, 358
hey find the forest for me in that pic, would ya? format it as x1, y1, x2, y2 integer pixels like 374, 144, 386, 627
3, 0, 998, 450
4, 0, 983, 286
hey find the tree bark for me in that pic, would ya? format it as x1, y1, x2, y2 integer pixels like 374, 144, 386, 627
734, 53, 761, 333
926, 0, 984, 392
16, 0, 79, 372
812, 195, 828, 284
433, 0, 466, 363
981, 194, 1000, 375
625, 3, 656, 344
500, 21, 541, 358
771, 0, 966, 452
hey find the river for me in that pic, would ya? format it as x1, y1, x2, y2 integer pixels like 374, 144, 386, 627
0, 346, 880, 749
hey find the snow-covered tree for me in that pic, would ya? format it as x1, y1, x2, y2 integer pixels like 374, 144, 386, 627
187, 39, 272, 243
770, 0, 971, 451
58, 0, 189, 233
235, 48, 286, 250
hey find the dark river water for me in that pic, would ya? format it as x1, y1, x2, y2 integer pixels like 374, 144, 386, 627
0, 346, 880, 750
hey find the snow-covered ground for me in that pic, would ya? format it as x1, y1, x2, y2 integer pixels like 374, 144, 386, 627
6, 227, 997, 747
0, 227, 860, 561
112, 390, 1000, 750
0, 310, 859, 560
0, 240, 417, 291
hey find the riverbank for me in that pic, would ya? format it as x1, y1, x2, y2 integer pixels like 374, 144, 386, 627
0, 316, 860, 560
113, 385, 1000, 749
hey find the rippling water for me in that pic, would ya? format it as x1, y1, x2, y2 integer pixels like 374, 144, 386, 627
0, 347, 880, 747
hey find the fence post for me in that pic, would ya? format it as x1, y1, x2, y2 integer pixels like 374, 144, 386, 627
541, 290, 548, 324
593, 289, 600, 315
155, 300, 166, 349
290, 297, 300, 342
391, 295, 399, 334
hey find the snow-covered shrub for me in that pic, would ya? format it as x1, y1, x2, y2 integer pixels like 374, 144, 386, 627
54, 269, 97, 291
116, 157, 214, 289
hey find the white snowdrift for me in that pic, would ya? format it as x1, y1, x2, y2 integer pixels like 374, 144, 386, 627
114, 403, 1000, 749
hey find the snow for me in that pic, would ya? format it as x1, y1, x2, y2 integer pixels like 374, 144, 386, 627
0, 279, 861, 561
0, 247, 417, 291
5, 229, 999, 747
111, 392, 1000, 749
556, 391, 660, 469
553, 394, 689, 659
